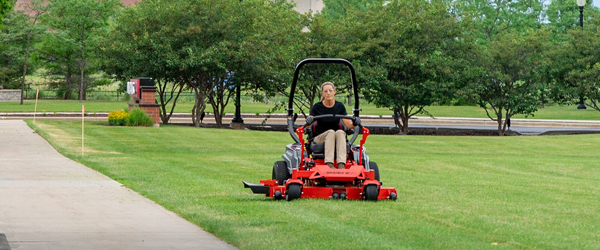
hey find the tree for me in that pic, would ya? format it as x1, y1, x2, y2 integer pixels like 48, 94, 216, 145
43, 0, 121, 102
285, 11, 353, 117
0, 0, 14, 25
547, 0, 600, 36
220, 0, 305, 125
546, 1, 600, 107
102, 0, 304, 127
466, 29, 552, 136
455, 0, 550, 136
35, 30, 81, 99
555, 17, 600, 113
0, 10, 27, 89
264, 1, 384, 119
321, 0, 386, 19
99, 0, 188, 124
18, 0, 46, 104
338, 0, 467, 134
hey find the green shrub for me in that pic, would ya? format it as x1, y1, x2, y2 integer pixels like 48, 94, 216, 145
27, 89, 45, 99
125, 108, 154, 127
108, 110, 128, 126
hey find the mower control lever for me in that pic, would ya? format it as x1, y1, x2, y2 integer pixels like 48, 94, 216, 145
299, 114, 365, 149
303, 114, 360, 127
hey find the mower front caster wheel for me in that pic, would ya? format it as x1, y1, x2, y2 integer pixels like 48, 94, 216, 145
363, 185, 379, 201
272, 161, 291, 186
286, 184, 302, 201
274, 190, 283, 200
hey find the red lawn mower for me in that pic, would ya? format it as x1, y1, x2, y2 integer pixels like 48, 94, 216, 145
243, 58, 398, 201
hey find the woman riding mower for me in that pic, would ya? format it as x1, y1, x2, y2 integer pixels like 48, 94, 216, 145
306, 82, 361, 169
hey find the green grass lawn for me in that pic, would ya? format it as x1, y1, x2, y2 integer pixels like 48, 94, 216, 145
28, 120, 600, 249
3, 99, 600, 121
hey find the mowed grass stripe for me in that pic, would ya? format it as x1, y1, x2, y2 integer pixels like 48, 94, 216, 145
28, 120, 600, 249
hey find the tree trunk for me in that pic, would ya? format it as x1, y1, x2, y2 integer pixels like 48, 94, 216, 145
157, 79, 183, 124
213, 105, 223, 128
401, 113, 409, 135
79, 52, 85, 102
496, 108, 504, 136
209, 74, 234, 128
497, 119, 504, 136
210, 91, 225, 128
393, 107, 409, 135
79, 24, 86, 103
192, 87, 208, 127
64, 71, 72, 99
19, 4, 43, 104
20, 30, 32, 105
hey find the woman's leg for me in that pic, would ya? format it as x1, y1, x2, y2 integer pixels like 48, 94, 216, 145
334, 130, 346, 168
314, 130, 336, 165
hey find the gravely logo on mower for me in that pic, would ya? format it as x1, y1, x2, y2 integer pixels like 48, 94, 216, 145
326, 171, 355, 175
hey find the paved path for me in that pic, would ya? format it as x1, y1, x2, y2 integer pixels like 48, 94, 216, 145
0, 120, 237, 250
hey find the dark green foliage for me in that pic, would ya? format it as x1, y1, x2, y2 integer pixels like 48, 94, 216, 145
465, 29, 552, 136
554, 19, 600, 112
0, 0, 14, 24
100, 0, 304, 127
332, 0, 467, 134
125, 108, 154, 127
455, 0, 554, 136
41, 0, 122, 101
0, 10, 26, 88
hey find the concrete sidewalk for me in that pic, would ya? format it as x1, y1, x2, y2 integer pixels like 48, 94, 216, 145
0, 120, 237, 250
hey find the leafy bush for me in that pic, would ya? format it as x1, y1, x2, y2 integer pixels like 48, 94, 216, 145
108, 110, 128, 125
125, 108, 154, 127
27, 89, 45, 99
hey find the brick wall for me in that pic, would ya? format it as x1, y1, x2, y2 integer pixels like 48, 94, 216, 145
140, 87, 160, 126
129, 87, 160, 127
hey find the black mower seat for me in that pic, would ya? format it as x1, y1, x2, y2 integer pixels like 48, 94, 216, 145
310, 142, 325, 159
309, 141, 353, 160
306, 121, 354, 159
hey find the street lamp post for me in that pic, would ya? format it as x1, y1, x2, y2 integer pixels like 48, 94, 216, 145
577, 0, 585, 28
231, 83, 245, 129
231, 0, 245, 129
577, 0, 587, 110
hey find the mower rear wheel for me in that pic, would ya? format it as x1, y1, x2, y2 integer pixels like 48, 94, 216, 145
286, 184, 302, 201
364, 185, 379, 201
272, 161, 291, 186
369, 161, 380, 181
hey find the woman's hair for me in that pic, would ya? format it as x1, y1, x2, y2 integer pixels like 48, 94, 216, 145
320, 82, 335, 101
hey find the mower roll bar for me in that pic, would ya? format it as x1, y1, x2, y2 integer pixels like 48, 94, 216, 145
287, 58, 361, 144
